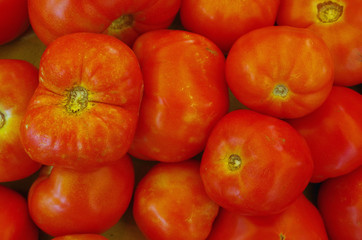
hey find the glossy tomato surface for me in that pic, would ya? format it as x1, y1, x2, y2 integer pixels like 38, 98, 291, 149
28, 0, 181, 46
288, 86, 362, 182
0, 59, 41, 182
200, 109, 313, 216
208, 195, 328, 240
129, 29, 229, 162
52, 234, 108, 240
28, 155, 134, 237
226, 26, 334, 119
277, 0, 362, 86
133, 160, 219, 240
0, 184, 38, 240
20, 32, 143, 170
318, 166, 362, 240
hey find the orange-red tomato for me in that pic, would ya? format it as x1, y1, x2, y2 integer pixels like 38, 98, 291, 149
28, 155, 134, 237
200, 110, 313, 216
20, 32, 143, 170
0, 59, 41, 182
52, 234, 108, 240
208, 195, 328, 240
226, 26, 334, 119
277, 0, 362, 86
129, 29, 229, 162
28, 0, 181, 46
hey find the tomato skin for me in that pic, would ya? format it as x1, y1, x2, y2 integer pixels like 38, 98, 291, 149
287, 86, 362, 182
180, 0, 280, 53
20, 32, 143, 170
0, 184, 39, 240
208, 194, 328, 240
28, 0, 181, 46
0, 59, 41, 182
277, 0, 362, 86
200, 109, 313, 216
133, 160, 219, 240
28, 154, 134, 237
318, 166, 362, 240
129, 29, 229, 162
0, 0, 29, 45
52, 234, 108, 240
226, 26, 334, 119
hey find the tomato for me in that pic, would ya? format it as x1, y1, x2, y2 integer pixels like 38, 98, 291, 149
133, 160, 219, 240
180, 0, 280, 53
19, 32, 143, 170
287, 86, 362, 182
28, 154, 134, 237
200, 109, 313, 216
52, 234, 108, 240
28, 0, 181, 46
277, 0, 362, 86
0, 0, 29, 45
129, 29, 229, 162
318, 165, 362, 240
0, 59, 41, 182
0, 184, 38, 240
208, 194, 328, 240
226, 26, 334, 119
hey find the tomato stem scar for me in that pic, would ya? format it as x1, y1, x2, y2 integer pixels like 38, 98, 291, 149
273, 84, 288, 98
280, 233, 286, 240
228, 154, 242, 171
0, 111, 5, 128
317, 1, 343, 23
107, 14, 134, 33
65, 86, 88, 113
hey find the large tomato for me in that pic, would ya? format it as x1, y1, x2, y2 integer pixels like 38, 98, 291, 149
28, 0, 181, 46
28, 154, 134, 237
200, 109, 313, 216
129, 29, 229, 162
20, 32, 143, 170
318, 166, 362, 240
0, 59, 41, 182
208, 195, 328, 240
133, 160, 219, 240
0, 184, 38, 240
0, 0, 29, 45
277, 0, 362, 86
287, 86, 362, 182
226, 26, 334, 119
180, 0, 280, 53
52, 234, 108, 240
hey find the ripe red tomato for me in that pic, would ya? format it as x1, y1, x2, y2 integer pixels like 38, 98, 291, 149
0, 184, 38, 240
226, 26, 334, 119
28, 0, 181, 46
129, 29, 229, 162
208, 194, 328, 240
52, 234, 108, 240
20, 32, 143, 170
287, 86, 362, 182
318, 166, 362, 240
277, 0, 362, 86
0, 59, 41, 182
133, 160, 219, 240
200, 109, 313, 216
180, 0, 280, 53
0, 0, 29, 45
28, 154, 134, 237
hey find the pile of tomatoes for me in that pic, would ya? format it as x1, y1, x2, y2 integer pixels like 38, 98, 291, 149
0, 0, 361, 240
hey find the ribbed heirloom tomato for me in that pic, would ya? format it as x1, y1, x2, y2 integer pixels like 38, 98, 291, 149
20, 32, 143, 170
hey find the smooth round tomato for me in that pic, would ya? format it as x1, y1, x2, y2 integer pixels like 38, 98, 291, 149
287, 86, 362, 182
128, 29, 229, 162
28, 0, 181, 46
0, 184, 38, 240
0, 0, 29, 45
52, 234, 108, 240
28, 154, 134, 237
208, 194, 328, 240
318, 166, 362, 240
277, 0, 362, 86
20, 32, 143, 170
226, 26, 334, 119
200, 109, 313, 216
0, 59, 41, 182
180, 0, 280, 53
133, 160, 219, 240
